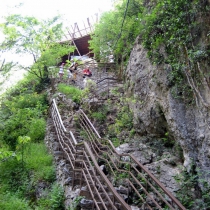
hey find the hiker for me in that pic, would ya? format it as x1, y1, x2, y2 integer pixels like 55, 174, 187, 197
67, 68, 73, 84
59, 63, 65, 80
82, 68, 92, 77
69, 61, 78, 83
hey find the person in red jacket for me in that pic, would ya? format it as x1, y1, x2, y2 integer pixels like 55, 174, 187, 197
82, 68, 92, 77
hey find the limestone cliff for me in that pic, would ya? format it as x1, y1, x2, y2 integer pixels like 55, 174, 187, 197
125, 34, 210, 185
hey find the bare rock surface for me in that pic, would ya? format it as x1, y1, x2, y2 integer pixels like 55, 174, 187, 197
125, 36, 210, 184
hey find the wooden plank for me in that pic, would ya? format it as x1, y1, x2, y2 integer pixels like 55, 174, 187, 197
66, 27, 81, 56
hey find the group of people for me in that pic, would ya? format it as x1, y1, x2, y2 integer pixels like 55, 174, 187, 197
59, 61, 92, 84
59, 61, 78, 83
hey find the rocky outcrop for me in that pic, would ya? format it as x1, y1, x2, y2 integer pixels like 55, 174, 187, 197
116, 143, 181, 194
125, 36, 210, 183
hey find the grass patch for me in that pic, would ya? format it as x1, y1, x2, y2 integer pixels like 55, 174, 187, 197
25, 143, 56, 182
0, 142, 56, 209
58, 83, 83, 103
36, 183, 64, 210
111, 137, 120, 147
91, 111, 106, 122
0, 192, 32, 210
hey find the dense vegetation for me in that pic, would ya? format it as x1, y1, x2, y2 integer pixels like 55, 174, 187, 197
90, 0, 210, 103
0, 73, 65, 209
0, 13, 72, 209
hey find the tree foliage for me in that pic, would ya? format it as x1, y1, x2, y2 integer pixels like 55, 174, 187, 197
0, 86, 48, 149
90, 0, 210, 105
0, 14, 74, 79
89, 0, 143, 63
0, 73, 58, 209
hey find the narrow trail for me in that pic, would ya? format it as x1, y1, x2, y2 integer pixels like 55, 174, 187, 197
48, 99, 186, 210
47, 62, 186, 209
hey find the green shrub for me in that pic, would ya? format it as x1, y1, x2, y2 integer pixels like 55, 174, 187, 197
79, 130, 89, 140
1, 109, 43, 149
68, 196, 84, 210
2, 92, 48, 112
58, 83, 82, 103
174, 167, 210, 209
111, 137, 120, 147
91, 111, 106, 122
0, 142, 56, 208
27, 118, 46, 142
0, 158, 29, 193
0, 192, 32, 210
0, 92, 48, 149
36, 183, 64, 210
91, 105, 108, 123
108, 105, 133, 137
49, 183, 65, 210
129, 128, 136, 138
34, 77, 51, 93
1, 72, 38, 98
25, 143, 56, 182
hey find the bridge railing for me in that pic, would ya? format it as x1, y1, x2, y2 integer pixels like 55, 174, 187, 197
50, 99, 131, 210
78, 109, 186, 210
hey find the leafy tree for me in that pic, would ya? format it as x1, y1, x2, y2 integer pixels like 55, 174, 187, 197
17, 136, 31, 167
89, 0, 143, 65
0, 91, 48, 149
0, 58, 17, 74
0, 14, 74, 81
91, 0, 210, 105
0, 148, 16, 162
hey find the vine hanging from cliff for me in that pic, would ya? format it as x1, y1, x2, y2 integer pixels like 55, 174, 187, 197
140, 0, 210, 106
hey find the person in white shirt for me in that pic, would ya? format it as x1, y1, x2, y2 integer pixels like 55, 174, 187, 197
59, 63, 65, 80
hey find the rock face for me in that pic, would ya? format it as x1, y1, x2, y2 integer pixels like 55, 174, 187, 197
116, 143, 181, 194
125, 37, 210, 182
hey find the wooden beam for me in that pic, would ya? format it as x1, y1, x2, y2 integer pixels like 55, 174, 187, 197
76, 23, 82, 37
83, 20, 88, 34
87, 17, 92, 32
62, 31, 73, 60
66, 27, 81, 56
70, 23, 77, 39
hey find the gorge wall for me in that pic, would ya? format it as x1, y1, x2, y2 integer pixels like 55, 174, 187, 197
125, 35, 210, 184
